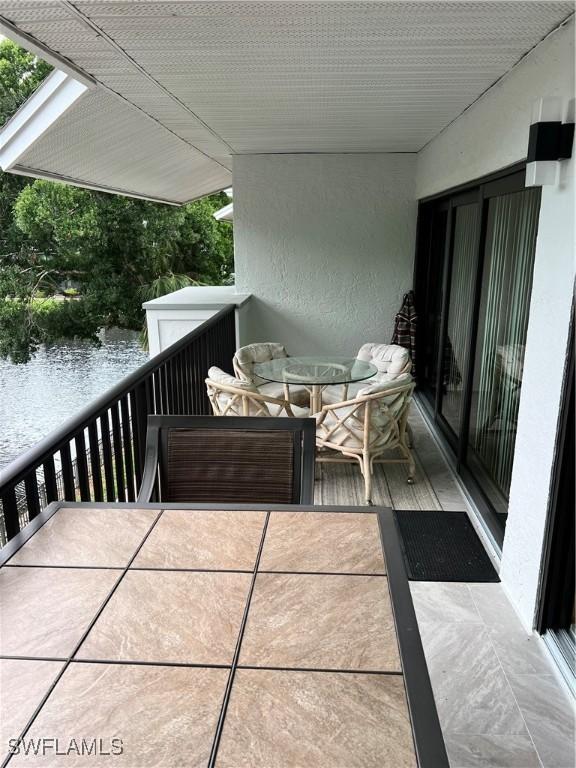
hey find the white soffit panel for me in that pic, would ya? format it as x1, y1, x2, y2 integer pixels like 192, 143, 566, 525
11, 87, 231, 204
0, 0, 573, 199
0, 69, 87, 170
0, 1, 572, 154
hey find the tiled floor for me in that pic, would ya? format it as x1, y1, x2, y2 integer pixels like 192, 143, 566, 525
0, 507, 417, 768
411, 582, 576, 768
319, 406, 576, 768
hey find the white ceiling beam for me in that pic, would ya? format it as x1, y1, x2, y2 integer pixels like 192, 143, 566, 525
213, 202, 234, 221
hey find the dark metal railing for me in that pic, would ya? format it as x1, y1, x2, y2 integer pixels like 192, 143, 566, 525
0, 304, 236, 544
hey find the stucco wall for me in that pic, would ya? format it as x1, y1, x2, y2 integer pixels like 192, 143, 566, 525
233, 153, 417, 355
499, 156, 574, 630
417, 18, 574, 629
416, 19, 574, 199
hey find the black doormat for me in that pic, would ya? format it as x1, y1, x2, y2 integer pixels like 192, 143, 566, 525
394, 510, 500, 582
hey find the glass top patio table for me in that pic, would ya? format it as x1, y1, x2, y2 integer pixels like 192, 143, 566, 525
253, 356, 378, 385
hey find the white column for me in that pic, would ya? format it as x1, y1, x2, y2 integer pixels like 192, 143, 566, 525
143, 286, 251, 357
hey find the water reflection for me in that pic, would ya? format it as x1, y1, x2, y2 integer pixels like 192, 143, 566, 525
0, 329, 148, 469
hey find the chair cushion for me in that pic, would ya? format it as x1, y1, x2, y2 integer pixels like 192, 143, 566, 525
268, 403, 310, 418
258, 381, 310, 408
321, 383, 357, 406
317, 405, 396, 448
357, 373, 413, 398
234, 343, 288, 385
357, 343, 412, 375
317, 376, 412, 449
322, 374, 400, 405
207, 366, 257, 392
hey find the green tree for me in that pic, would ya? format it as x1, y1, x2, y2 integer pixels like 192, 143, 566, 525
0, 40, 234, 363
13, 182, 232, 330
0, 39, 52, 254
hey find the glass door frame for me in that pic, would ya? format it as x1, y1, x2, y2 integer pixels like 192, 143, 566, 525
537, 310, 575, 633
413, 163, 539, 548
434, 188, 482, 455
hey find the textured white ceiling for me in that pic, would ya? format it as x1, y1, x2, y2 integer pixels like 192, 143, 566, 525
0, 1, 573, 201
13, 87, 231, 204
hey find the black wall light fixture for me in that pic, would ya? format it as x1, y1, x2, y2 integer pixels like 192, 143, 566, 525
526, 98, 575, 186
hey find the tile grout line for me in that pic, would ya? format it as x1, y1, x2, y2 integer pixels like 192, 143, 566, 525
3, 566, 388, 576
4, 564, 126, 570
0, 508, 166, 768
236, 665, 404, 676
258, 570, 387, 577
464, 585, 546, 768
0, 654, 403, 676
0, 655, 66, 663
207, 511, 271, 768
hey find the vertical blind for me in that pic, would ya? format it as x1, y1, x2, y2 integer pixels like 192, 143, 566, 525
469, 188, 540, 498
441, 203, 479, 436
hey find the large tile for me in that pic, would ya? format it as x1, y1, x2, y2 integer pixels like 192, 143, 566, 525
239, 573, 400, 671
488, 629, 553, 676
507, 674, 576, 768
133, 509, 266, 570
10, 663, 228, 767
216, 669, 416, 768
0, 567, 119, 658
8, 507, 157, 568
411, 582, 483, 625
445, 733, 542, 768
468, 585, 551, 675
77, 570, 251, 664
467, 584, 523, 630
259, 511, 385, 573
418, 622, 527, 735
0, 659, 63, 752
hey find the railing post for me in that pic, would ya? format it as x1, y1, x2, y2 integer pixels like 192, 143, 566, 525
60, 443, 76, 501
120, 396, 135, 502
2, 488, 20, 539
87, 422, 104, 502
131, 381, 149, 488
43, 456, 59, 504
100, 411, 116, 502
24, 473, 41, 520
75, 431, 91, 502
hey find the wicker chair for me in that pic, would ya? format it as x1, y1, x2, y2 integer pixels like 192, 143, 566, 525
322, 343, 412, 405
233, 342, 309, 407
137, 415, 315, 505
206, 366, 310, 418
315, 374, 415, 503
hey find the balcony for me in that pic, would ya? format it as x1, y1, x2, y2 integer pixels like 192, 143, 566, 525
0, 1, 574, 764
0, 307, 572, 768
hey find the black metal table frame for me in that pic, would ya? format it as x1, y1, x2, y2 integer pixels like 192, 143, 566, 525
0, 502, 449, 768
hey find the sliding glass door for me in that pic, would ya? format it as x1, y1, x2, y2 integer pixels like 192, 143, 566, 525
414, 169, 541, 540
439, 199, 480, 440
468, 187, 540, 515
418, 205, 448, 408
